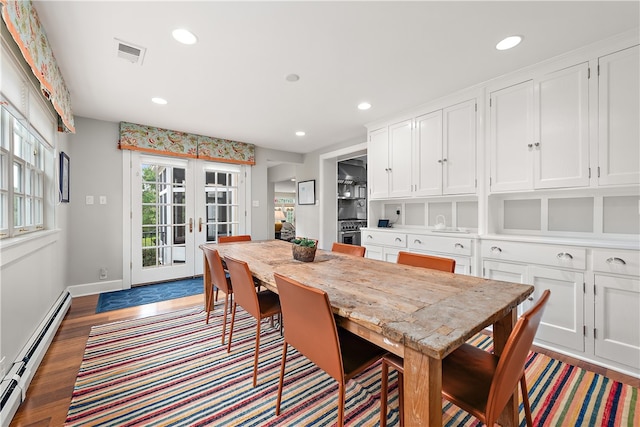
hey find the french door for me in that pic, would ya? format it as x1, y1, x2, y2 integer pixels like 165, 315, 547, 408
130, 153, 248, 285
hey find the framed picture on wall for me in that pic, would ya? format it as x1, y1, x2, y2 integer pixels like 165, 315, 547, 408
60, 152, 70, 203
297, 180, 315, 205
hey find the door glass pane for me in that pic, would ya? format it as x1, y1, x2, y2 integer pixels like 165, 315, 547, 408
204, 168, 240, 242
14, 195, 23, 226
140, 162, 189, 270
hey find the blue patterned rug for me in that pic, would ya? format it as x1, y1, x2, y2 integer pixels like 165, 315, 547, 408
95, 278, 203, 313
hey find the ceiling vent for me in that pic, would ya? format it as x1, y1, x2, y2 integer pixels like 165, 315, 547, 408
114, 38, 146, 65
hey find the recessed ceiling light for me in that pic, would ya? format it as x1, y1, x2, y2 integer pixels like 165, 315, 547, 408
285, 74, 300, 82
358, 102, 372, 110
496, 35, 522, 51
152, 97, 168, 105
295, 131, 306, 136
172, 28, 198, 45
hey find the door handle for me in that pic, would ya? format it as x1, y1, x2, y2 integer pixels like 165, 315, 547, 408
199, 217, 203, 232
189, 218, 193, 233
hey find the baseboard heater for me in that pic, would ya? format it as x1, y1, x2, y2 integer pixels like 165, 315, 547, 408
0, 290, 71, 427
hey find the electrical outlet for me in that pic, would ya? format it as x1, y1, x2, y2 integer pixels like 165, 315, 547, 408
99, 268, 108, 280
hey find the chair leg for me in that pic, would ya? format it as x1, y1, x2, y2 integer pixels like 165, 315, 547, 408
253, 320, 261, 387
521, 374, 533, 427
221, 293, 229, 345
397, 370, 404, 427
227, 302, 237, 353
205, 282, 214, 324
275, 342, 288, 415
214, 286, 219, 302
338, 381, 345, 427
380, 359, 389, 427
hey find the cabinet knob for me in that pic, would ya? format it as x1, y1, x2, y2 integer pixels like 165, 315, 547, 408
606, 257, 626, 265
527, 143, 533, 148
442, 158, 447, 162
557, 252, 573, 260
528, 297, 534, 301
490, 246, 502, 253
455, 243, 464, 249
414, 239, 422, 244
534, 142, 540, 147
437, 159, 442, 164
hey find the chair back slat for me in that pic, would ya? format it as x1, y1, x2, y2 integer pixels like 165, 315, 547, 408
486, 289, 551, 423
218, 235, 252, 243
331, 242, 366, 257
274, 273, 344, 382
202, 247, 230, 294
397, 251, 455, 272
224, 256, 260, 318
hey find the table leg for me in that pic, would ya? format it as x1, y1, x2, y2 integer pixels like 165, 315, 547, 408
493, 309, 518, 427
403, 347, 442, 426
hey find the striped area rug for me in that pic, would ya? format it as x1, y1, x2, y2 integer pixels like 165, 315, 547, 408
65, 307, 639, 426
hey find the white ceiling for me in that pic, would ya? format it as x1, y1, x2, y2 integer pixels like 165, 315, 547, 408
34, 1, 639, 154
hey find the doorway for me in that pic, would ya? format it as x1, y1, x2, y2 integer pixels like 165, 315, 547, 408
128, 153, 249, 286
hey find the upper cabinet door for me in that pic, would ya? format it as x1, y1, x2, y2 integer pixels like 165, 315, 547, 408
598, 45, 640, 186
534, 62, 590, 189
388, 119, 413, 198
413, 110, 443, 196
490, 81, 535, 192
443, 99, 477, 195
368, 127, 389, 200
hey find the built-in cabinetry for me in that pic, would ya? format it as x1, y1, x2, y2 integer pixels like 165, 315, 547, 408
481, 239, 639, 375
362, 228, 474, 275
591, 249, 640, 370
481, 240, 587, 352
363, 34, 639, 377
368, 98, 477, 199
489, 62, 589, 192
597, 45, 640, 186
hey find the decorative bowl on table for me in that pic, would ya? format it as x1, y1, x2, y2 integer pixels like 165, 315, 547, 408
292, 237, 317, 262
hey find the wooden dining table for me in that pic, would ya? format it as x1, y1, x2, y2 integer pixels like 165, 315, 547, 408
204, 239, 534, 426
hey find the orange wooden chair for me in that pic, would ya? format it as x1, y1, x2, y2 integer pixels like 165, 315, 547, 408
273, 273, 387, 427
396, 251, 456, 272
331, 242, 366, 257
201, 247, 234, 344
380, 290, 551, 427
218, 234, 252, 243
224, 255, 281, 387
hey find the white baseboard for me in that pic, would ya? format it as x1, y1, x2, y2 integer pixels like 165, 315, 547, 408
67, 279, 124, 297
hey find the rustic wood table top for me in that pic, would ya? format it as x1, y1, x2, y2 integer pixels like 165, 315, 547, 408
206, 239, 534, 360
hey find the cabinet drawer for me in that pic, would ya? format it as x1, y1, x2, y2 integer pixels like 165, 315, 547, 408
481, 240, 586, 270
407, 234, 472, 257
361, 230, 406, 248
592, 249, 640, 277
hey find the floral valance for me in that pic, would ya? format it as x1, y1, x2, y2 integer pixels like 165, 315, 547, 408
119, 122, 255, 165
1, 0, 75, 133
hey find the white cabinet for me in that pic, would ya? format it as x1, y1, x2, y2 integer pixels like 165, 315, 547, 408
597, 45, 640, 186
407, 234, 473, 275
368, 127, 390, 199
592, 249, 640, 370
489, 80, 535, 192
367, 120, 413, 199
414, 100, 477, 196
481, 240, 586, 352
369, 99, 477, 199
362, 229, 405, 263
489, 62, 590, 191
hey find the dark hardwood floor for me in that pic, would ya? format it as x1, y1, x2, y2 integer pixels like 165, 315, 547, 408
9, 294, 639, 426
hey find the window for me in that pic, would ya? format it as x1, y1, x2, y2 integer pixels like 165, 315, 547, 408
0, 105, 51, 238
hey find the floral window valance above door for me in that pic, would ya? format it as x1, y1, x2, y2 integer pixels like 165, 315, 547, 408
1, 0, 75, 133
119, 122, 255, 165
